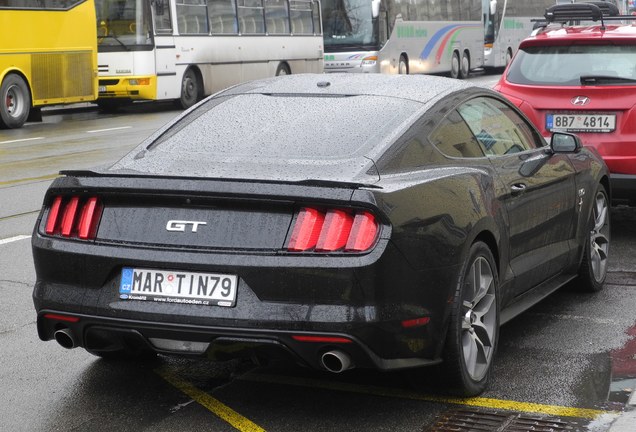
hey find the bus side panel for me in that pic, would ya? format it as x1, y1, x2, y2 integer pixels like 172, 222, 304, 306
154, 35, 179, 100
0, 1, 98, 106
175, 35, 323, 95
383, 19, 484, 75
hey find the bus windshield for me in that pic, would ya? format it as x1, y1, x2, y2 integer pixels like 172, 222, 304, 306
96, 0, 153, 50
322, 0, 378, 49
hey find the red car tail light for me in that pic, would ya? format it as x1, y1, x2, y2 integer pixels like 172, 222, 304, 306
288, 207, 379, 253
44, 195, 103, 240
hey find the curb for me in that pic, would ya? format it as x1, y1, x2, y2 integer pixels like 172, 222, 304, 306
607, 391, 636, 431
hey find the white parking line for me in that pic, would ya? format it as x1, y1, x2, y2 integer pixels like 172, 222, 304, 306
0, 137, 45, 144
0, 235, 31, 245
86, 126, 132, 133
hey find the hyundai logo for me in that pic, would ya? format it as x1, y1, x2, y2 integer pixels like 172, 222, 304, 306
571, 96, 590, 106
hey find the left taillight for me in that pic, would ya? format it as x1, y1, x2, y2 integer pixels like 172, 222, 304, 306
44, 195, 103, 240
287, 207, 379, 253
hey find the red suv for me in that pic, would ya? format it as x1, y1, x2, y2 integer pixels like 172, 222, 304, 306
494, 1, 636, 205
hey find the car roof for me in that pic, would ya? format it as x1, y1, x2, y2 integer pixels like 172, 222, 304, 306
216, 73, 477, 105
522, 23, 636, 47
105, 74, 495, 186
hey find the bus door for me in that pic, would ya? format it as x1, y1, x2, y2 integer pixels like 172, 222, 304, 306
152, 0, 179, 100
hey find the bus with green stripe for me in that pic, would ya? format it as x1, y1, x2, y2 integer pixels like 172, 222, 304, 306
322, 0, 484, 78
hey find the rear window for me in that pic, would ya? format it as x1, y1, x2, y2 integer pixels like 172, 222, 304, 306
507, 44, 636, 85
148, 93, 421, 160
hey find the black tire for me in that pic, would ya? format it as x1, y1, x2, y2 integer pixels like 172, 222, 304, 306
574, 185, 610, 292
505, 49, 513, 67
450, 52, 461, 79
0, 74, 31, 129
276, 63, 291, 76
398, 55, 409, 75
176, 68, 201, 110
459, 51, 470, 79
441, 241, 499, 396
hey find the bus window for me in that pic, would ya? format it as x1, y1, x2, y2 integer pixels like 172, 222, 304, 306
238, 0, 266, 34
265, 0, 290, 34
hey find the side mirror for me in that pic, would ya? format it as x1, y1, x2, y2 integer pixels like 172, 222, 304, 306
550, 132, 581, 153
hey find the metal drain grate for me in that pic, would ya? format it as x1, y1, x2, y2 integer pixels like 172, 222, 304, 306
428, 408, 586, 431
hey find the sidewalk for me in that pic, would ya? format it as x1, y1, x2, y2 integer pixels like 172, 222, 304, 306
608, 391, 636, 431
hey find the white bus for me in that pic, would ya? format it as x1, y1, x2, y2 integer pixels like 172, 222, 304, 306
483, 0, 555, 70
322, 0, 484, 79
95, 0, 323, 110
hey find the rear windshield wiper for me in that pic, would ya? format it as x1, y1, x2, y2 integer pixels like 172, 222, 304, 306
580, 75, 636, 85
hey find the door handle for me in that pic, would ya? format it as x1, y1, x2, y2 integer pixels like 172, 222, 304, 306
511, 183, 527, 196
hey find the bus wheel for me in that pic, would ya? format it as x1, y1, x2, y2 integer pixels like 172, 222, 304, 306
276, 63, 291, 76
505, 49, 513, 67
459, 51, 470, 79
450, 52, 461, 79
398, 55, 409, 74
0, 74, 31, 129
177, 68, 201, 110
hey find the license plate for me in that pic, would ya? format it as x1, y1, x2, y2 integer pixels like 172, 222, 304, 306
119, 267, 238, 307
546, 113, 616, 133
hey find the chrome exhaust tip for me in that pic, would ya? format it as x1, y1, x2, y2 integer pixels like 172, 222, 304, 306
321, 350, 353, 373
54, 328, 76, 349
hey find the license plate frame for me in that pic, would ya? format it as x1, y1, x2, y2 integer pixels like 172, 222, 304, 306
119, 267, 238, 307
546, 113, 616, 133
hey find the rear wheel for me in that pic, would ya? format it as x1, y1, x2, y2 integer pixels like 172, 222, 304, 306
505, 48, 513, 67
398, 55, 409, 74
177, 68, 201, 109
450, 52, 461, 79
441, 241, 499, 396
276, 63, 291, 76
0, 74, 31, 129
574, 185, 610, 292
459, 51, 470, 79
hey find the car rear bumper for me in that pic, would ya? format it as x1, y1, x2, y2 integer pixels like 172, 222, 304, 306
36, 308, 443, 372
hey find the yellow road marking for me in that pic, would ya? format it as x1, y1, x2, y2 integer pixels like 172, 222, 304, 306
155, 366, 266, 432
241, 373, 614, 420
0, 173, 59, 187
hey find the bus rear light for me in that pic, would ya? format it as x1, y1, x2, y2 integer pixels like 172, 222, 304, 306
288, 207, 379, 253
44, 195, 102, 240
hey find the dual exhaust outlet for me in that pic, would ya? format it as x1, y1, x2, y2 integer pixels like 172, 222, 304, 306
54, 328, 354, 373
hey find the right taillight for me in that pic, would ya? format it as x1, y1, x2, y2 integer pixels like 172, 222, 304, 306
44, 195, 103, 240
287, 207, 379, 253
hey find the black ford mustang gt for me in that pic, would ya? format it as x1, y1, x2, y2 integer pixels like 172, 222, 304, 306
32, 74, 610, 396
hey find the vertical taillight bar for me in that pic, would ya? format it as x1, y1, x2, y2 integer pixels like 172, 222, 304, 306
288, 207, 325, 251
345, 212, 378, 252
45, 196, 63, 235
315, 209, 353, 251
60, 196, 80, 236
77, 197, 102, 239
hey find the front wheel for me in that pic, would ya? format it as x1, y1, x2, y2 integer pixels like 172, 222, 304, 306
574, 185, 610, 292
441, 242, 499, 396
0, 74, 31, 129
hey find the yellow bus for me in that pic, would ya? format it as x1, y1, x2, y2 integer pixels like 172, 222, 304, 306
0, 0, 98, 129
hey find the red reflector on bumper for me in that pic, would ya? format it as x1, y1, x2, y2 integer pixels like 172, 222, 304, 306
43, 313, 80, 323
292, 335, 352, 344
